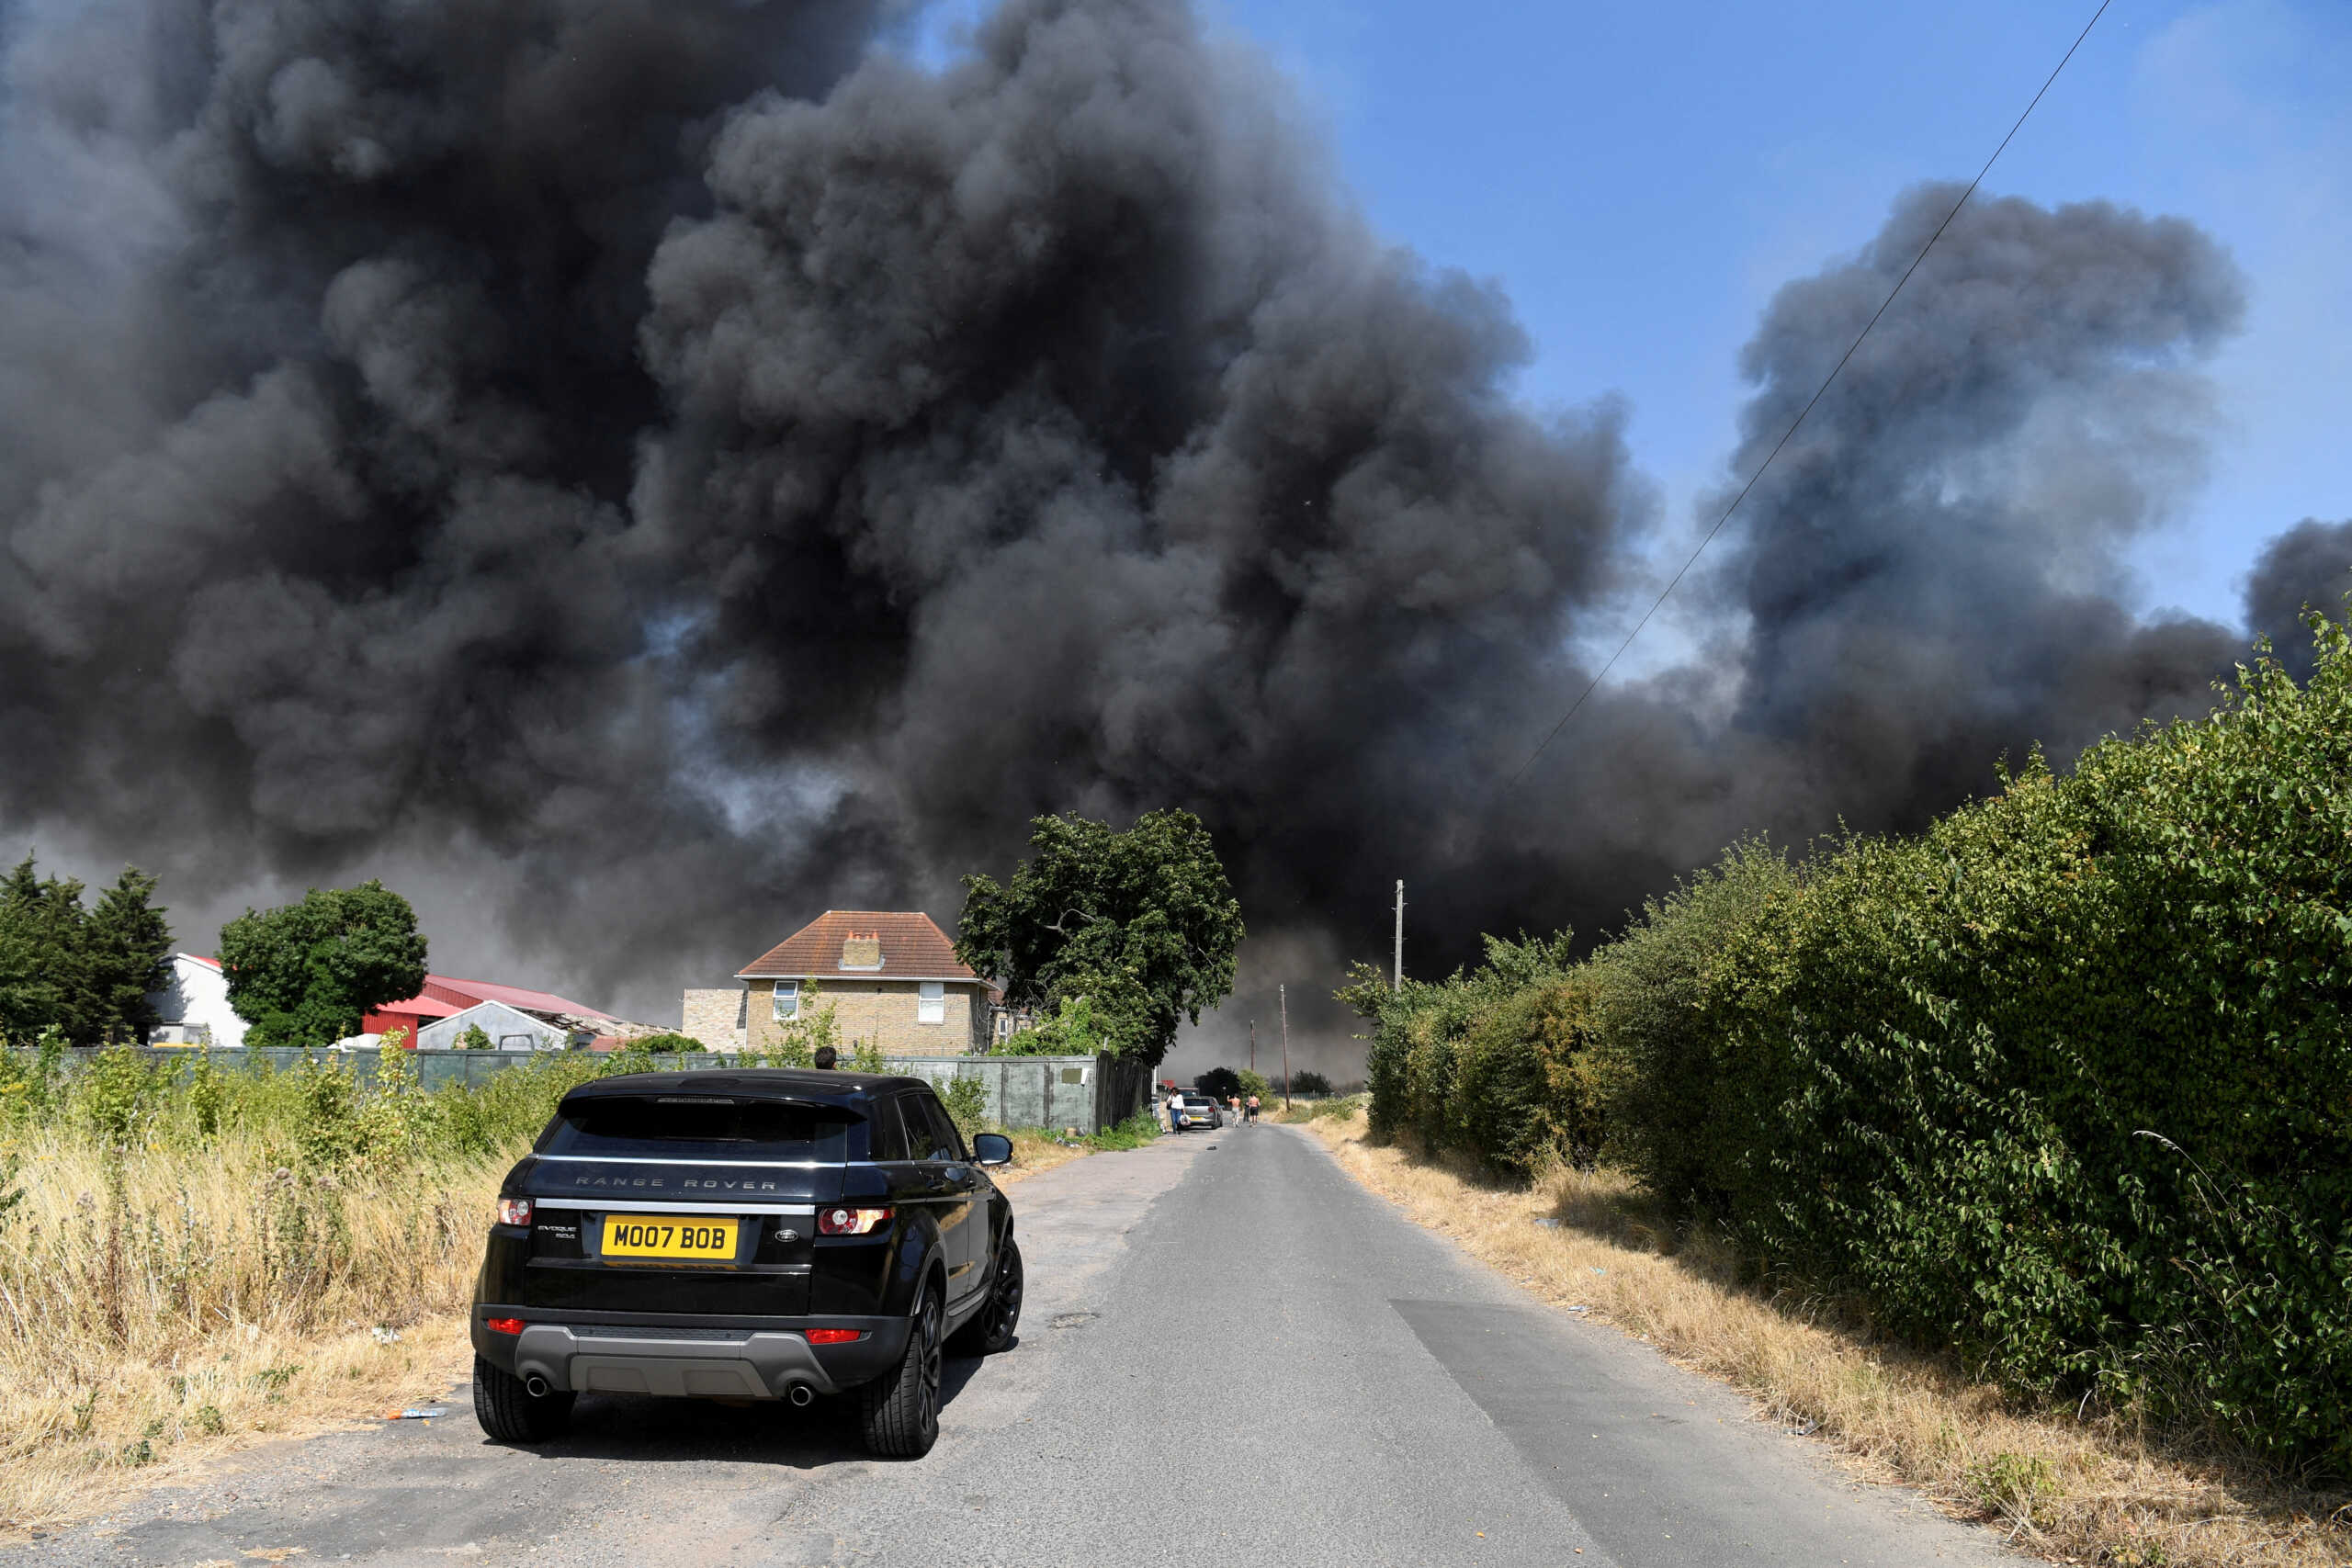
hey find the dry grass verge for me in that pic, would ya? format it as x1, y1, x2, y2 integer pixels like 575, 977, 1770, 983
0, 1130, 497, 1533
1301, 1111, 2351, 1568
997, 1131, 1091, 1185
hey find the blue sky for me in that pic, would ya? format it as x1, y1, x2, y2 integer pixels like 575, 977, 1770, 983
920, 0, 2348, 659
1205, 0, 2350, 652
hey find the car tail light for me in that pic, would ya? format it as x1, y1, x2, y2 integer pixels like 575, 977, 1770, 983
804, 1328, 865, 1345
484, 1317, 526, 1336
496, 1198, 532, 1226
816, 1205, 891, 1236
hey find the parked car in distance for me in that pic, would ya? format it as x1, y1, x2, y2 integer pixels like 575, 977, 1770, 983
1167, 1091, 1223, 1132
469, 1069, 1025, 1458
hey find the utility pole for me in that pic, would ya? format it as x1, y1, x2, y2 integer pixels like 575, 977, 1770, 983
1279, 984, 1291, 1111
1394, 879, 1405, 992
1249, 1019, 1256, 1075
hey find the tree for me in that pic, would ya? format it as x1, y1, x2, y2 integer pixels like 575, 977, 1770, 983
0, 856, 174, 1043
1288, 1068, 1332, 1097
83, 869, 174, 1043
0, 857, 82, 1043
218, 881, 428, 1049
989, 995, 1106, 1057
956, 809, 1243, 1067
1195, 1066, 1242, 1101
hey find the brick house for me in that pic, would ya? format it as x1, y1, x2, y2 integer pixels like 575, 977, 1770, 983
700, 911, 992, 1056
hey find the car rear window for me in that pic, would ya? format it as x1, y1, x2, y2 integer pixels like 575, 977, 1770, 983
538, 1097, 853, 1162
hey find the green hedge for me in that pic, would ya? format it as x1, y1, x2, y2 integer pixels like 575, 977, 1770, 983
1351, 933, 1604, 1175
1355, 615, 2352, 1476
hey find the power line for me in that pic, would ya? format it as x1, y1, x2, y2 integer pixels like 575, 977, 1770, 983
1508, 0, 2117, 789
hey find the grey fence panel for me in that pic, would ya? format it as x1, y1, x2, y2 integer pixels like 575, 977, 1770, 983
5, 1046, 1143, 1134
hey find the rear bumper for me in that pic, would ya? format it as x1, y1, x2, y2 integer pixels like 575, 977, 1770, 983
471, 1307, 910, 1397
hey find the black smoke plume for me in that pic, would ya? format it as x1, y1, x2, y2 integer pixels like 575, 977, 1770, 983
0, 0, 2337, 1071
2245, 519, 2352, 681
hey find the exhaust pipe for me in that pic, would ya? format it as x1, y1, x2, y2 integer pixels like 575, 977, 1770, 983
786, 1383, 815, 1407
525, 1375, 552, 1398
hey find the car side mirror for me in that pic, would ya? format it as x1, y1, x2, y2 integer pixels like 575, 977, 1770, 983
970, 1132, 1014, 1168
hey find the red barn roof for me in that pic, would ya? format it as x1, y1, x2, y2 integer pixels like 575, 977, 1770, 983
736, 911, 979, 983
373, 973, 617, 1023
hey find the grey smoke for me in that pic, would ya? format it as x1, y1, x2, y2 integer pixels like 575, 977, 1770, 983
0, 0, 2340, 1070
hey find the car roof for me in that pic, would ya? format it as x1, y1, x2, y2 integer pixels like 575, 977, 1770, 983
559, 1068, 934, 1110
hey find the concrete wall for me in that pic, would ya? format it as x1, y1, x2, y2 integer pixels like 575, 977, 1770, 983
744, 977, 989, 1056
896, 1054, 1153, 1136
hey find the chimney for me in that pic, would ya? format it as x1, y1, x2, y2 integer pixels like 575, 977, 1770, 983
840, 932, 883, 970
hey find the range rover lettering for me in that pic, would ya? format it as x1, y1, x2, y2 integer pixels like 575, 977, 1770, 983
469, 1070, 1024, 1459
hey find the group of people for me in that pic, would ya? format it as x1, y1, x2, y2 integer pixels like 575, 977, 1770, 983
1162, 1089, 1258, 1126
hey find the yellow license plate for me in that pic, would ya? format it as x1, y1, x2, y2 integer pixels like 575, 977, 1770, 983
600, 1215, 738, 1260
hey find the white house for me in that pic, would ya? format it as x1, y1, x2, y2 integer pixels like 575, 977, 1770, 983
415, 999, 571, 1052
144, 953, 248, 1047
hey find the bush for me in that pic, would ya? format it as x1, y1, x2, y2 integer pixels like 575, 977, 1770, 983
78, 1043, 164, 1145
631, 1032, 707, 1054
938, 1076, 990, 1139
1287, 1069, 1332, 1097
1657, 629, 2352, 1472
1083, 1110, 1159, 1151
1352, 614, 2352, 1477
1343, 931, 1600, 1175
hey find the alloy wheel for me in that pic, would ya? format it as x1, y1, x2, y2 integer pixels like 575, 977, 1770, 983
918, 1290, 943, 1435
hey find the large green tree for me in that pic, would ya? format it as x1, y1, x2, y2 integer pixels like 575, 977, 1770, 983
218, 881, 428, 1048
956, 809, 1243, 1066
84, 869, 175, 1043
0, 856, 175, 1043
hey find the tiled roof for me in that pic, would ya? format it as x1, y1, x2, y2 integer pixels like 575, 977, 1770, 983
737, 910, 980, 982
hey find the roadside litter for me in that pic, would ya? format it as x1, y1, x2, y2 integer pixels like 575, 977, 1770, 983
370, 1326, 401, 1345
1532, 1216, 1562, 1229
384, 1407, 447, 1421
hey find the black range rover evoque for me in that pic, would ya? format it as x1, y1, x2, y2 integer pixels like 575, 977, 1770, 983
469, 1068, 1023, 1458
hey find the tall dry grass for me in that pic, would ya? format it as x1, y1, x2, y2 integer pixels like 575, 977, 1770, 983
0, 1123, 503, 1529
1301, 1111, 2352, 1568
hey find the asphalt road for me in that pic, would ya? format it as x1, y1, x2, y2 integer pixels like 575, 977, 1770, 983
12, 1124, 2021, 1568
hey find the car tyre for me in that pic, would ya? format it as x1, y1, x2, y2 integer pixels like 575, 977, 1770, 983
472, 1354, 574, 1444
861, 1281, 943, 1458
947, 1236, 1023, 1357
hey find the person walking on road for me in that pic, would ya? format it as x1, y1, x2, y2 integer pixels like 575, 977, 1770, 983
1246, 1093, 1260, 1123
1228, 1094, 1241, 1127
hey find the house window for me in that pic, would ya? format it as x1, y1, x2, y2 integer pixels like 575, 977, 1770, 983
773, 980, 800, 1021
918, 982, 944, 1024
996, 1013, 1012, 1038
